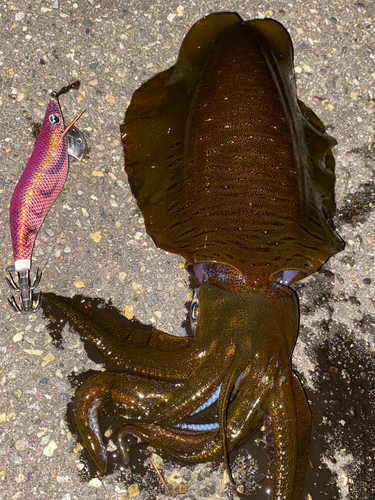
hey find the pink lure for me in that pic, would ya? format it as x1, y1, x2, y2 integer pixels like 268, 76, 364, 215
7, 81, 85, 313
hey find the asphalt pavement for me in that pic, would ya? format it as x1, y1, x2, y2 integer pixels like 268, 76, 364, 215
0, 1, 374, 499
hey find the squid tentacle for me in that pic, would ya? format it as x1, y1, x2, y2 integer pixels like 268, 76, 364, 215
217, 364, 242, 484
72, 372, 115, 473
44, 292, 199, 380
268, 371, 311, 500
147, 339, 234, 422
72, 371, 184, 472
116, 393, 266, 466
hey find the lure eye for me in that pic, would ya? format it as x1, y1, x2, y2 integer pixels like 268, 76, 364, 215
190, 289, 200, 334
49, 114, 60, 124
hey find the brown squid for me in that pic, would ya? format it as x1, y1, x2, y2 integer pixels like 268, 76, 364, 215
45, 12, 344, 500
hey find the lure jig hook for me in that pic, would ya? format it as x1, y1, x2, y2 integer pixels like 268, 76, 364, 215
6, 266, 42, 313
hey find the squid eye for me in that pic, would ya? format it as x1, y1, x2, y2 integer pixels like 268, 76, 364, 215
190, 289, 200, 334
49, 114, 60, 124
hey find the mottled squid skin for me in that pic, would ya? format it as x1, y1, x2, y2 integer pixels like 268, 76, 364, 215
44, 12, 343, 500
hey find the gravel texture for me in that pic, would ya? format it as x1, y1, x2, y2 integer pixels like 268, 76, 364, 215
0, 1, 374, 499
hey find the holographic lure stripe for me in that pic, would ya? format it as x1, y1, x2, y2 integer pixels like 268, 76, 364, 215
9, 97, 70, 265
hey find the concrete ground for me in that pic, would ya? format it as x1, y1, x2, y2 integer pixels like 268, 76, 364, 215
0, 1, 374, 499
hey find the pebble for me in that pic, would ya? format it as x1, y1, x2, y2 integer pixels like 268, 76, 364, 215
56, 476, 70, 484
150, 453, 163, 469
181, 469, 192, 482
90, 231, 102, 243
23, 348, 43, 356
132, 282, 143, 293
34, 323, 45, 333
116, 68, 126, 78
139, 492, 150, 500
15, 472, 25, 483
102, 474, 115, 490
9, 450, 22, 466
124, 305, 134, 319
88, 477, 102, 488
40, 435, 50, 446
106, 440, 117, 452
128, 483, 140, 498
42, 353, 55, 367
221, 470, 231, 489
167, 471, 182, 484
92, 170, 104, 177
15, 439, 28, 452
174, 483, 188, 494
119, 271, 127, 282
66, 338, 80, 350
105, 94, 116, 104
12, 331, 24, 342
43, 440, 57, 457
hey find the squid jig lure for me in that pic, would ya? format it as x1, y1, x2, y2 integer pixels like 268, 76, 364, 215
6, 81, 87, 314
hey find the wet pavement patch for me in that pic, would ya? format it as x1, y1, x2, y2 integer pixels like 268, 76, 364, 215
305, 329, 375, 499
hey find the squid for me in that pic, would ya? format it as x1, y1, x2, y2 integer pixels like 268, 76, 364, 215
44, 13, 343, 499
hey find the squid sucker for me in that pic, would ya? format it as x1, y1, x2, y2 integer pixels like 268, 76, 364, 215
44, 13, 344, 500
6, 81, 86, 313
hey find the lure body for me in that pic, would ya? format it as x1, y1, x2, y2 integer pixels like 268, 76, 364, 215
10, 96, 69, 269
7, 82, 85, 313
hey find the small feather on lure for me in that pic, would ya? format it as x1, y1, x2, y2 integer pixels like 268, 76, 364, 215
6, 81, 87, 314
